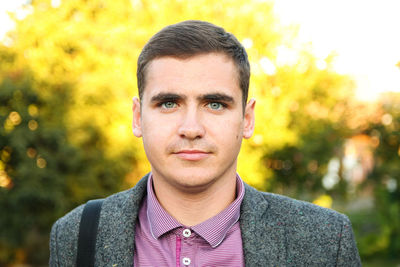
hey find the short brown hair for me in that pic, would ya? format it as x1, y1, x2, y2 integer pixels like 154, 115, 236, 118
137, 20, 250, 109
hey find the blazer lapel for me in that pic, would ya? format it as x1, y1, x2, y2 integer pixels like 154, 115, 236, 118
240, 184, 288, 266
95, 174, 149, 267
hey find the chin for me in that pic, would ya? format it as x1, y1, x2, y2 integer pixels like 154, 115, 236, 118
169, 170, 217, 189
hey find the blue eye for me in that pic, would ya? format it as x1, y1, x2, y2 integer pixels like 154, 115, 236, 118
208, 102, 224, 110
161, 102, 177, 109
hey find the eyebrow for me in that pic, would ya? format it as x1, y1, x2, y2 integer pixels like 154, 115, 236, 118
197, 93, 235, 104
150, 93, 186, 103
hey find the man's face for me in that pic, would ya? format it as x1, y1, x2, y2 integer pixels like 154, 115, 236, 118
132, 53, 255, 192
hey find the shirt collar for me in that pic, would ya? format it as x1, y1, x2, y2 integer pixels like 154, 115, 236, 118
146, 174, 182, 239
146, 173, 245, 248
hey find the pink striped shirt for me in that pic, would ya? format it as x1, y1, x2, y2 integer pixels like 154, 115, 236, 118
134, 174, 245, 267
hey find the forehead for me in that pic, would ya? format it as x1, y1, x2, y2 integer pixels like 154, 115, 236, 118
142, 53, 241, 99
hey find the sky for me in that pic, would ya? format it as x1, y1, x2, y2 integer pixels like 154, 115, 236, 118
0, 0, 399, 101
273, 0, 400, 101
0, 1, 28, 39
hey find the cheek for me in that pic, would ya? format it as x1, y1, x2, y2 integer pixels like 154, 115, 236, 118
141, 114, 177, 145
210, 118, 243, 146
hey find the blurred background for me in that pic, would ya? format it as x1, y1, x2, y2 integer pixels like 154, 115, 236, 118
0, 0, 399, 266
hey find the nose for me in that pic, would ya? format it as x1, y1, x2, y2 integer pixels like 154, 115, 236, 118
177, 108, 205, 140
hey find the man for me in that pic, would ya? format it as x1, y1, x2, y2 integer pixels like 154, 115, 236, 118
50, 20, 361, 266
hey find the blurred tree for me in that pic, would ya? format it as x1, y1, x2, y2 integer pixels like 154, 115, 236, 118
0, 48, 134, 264
0, 51, 73, 263
351, 94, 400, 260
259, 56, 354, 200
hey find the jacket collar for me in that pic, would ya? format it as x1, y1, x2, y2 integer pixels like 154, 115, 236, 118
95, 173, 149, 266
240, 183, 287, 266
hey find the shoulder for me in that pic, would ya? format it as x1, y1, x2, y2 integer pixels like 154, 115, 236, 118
264, 191, 348, 226
52, 175, 148, 235
49, 188, 132, 265
53, 186, 135, 233
242, 185, 361, 265
49, 175, 148, 265
245, 184, 349, 229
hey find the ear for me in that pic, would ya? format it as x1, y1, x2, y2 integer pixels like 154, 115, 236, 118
132, 97, 142, 137
243, 98, 256, 139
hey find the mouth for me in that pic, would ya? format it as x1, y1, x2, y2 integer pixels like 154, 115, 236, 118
173, 150, 211, 161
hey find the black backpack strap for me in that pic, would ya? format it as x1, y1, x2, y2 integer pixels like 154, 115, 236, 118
76, 199, 104, 267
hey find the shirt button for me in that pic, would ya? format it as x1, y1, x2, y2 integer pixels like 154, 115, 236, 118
183, 228, 191, 237
182, 257, 191, 266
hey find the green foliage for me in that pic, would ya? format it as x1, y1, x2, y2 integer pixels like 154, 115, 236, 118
264, 121, 344, 197
0, 68, 71, 264
357, 96, 400, 259
0, 49, 135, 264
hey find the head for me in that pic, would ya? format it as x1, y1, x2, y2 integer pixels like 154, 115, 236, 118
137, 20, 250, 111
132, 21, 255, 195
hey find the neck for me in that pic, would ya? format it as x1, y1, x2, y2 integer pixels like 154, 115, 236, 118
152, 172, 237, 226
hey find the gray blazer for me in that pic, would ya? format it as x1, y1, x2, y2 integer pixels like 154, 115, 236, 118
50, 174, 361, 266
